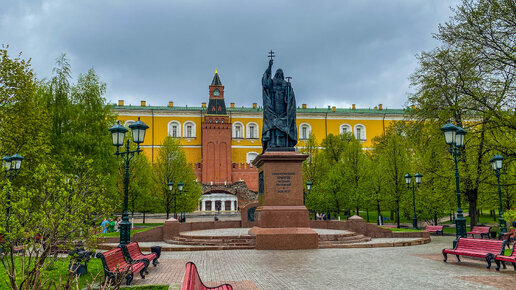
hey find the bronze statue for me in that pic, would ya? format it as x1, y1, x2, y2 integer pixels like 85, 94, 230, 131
261, 51, 297, 152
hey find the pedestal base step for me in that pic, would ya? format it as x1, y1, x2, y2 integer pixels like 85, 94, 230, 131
249, 227, 318, 250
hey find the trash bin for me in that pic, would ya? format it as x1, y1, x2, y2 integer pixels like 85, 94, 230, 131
69, 248, 94, 276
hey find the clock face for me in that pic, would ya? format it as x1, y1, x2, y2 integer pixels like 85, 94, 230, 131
214, 89, 220, 96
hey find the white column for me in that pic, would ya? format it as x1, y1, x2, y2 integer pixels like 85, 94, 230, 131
202, 200, 206, 211
221, 198, 226, 211
230, 198, 235, 211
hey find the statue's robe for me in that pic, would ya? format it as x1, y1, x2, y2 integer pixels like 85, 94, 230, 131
262, 63, 297, 152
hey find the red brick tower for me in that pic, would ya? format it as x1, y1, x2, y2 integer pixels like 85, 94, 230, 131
201, 70, 232, 184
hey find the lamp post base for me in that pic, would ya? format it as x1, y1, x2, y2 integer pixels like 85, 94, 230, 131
412, 216, 418, 230
454, 215, 467, 248
119, 220, 131, 246
499, 217, 507, 235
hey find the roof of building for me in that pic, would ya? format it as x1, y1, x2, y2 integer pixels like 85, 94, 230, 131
112, 104, 407, 115
211, 71, 222, 86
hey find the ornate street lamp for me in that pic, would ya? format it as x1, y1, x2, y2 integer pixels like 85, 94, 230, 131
405, 173, 422, 229
490, 154, 506, 235
109, 117, 149, 245
168, 181, 184, 219
2, 154, 23, 232
441, 122, 467, 246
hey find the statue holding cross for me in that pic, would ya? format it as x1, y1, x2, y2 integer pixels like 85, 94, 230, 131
261, 50, 297, 152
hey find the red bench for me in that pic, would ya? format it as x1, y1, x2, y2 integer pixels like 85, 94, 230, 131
96, 248, 148, 285
425, 225, 444, 235
495, 241, 516, 271
121, 242, 161, 272
467, 226, 491, 239
442, 237, 505, 269
182, 262, 233, 290
499, 229, 515, 249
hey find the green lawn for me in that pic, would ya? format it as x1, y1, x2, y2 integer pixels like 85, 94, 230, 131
331, 211, 412, 224
442, 213, 500, 225
98, 225, 159, 238
0, 256, 169, 289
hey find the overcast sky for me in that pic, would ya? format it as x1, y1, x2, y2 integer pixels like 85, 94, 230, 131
1, 0, 460, 109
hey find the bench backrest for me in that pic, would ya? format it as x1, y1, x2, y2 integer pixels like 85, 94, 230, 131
125, 242, 142, 259
456, 238, 504, 254
182, 262, 233, 290
102, 248, 128, 271
425, 225, 443, 231
470, 226, 490, 233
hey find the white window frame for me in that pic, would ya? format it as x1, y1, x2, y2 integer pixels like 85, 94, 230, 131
246, 152, 259, 165
246, 122, 259, 139
354, 124, 366, 141
340, 124, 352, 135
299, 123, 311, 140
168, 120, 181, 138
233, 122, 244, 139
183, 121, 196, 138
124, 120, 135, 128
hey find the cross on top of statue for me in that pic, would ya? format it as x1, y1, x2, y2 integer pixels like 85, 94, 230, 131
286, 76, 292, 83
268, 50, 275, 61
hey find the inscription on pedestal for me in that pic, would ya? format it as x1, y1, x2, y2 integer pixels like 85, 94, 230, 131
273, 172, 295, 194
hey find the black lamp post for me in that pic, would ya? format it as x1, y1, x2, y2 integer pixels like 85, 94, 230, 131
305, 181, 311, 205
441, 122, 467, 247
2, 154, 23, 232
168, 181, 183, 219
109, 117, 149, 245
405, 173, 422, 230
490, 154, 506, 235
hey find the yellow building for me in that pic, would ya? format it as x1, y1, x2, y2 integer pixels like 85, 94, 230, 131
113, 72, 405, 212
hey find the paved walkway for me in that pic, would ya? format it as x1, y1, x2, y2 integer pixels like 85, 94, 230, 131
125, 236, 516, 289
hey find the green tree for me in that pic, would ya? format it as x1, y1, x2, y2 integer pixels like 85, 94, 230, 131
374, 129, 410, 228
0, 159, 113, 289
154, 137, 201, 219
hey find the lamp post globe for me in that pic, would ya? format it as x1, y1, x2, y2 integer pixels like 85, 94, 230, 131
490, 154, 506, 235
168, 182, 174, 192
109, 117, 148, 246
440, 122, 457, 146
2, 155, 12, 172
128, 117, 149, 144
108, 121, 128, 147
9, 154, 24, 171
415, 173, 423, 184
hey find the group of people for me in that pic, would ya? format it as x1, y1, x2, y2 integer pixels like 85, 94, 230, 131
315, 213, 331, 221
100, 217, 122, 233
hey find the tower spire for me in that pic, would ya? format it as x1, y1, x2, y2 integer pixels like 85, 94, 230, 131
211, 69, 222, 86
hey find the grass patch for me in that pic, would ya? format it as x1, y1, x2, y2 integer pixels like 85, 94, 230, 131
442, 213, 501, 225
0, 256, 103, 288
134, 223, 164, 227
0, 256, 169, 289
98, 225, 158, 238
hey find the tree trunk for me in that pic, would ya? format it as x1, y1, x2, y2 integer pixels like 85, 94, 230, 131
376, 201, 381, 225
468, 197, 477, 227
434, 213, 438, 226
366, 208, 369, 223
396, 201, 400, 228
356, 205, 359, 216
390, 209, 394, 221
143, 212, 146, 224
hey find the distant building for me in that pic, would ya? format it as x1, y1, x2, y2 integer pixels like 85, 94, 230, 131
114, 71, 405, 212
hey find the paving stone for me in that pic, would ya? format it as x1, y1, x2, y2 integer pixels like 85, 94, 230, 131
114, 236, 516, 289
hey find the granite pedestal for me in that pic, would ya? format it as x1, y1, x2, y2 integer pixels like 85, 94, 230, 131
249, 150, 318, 250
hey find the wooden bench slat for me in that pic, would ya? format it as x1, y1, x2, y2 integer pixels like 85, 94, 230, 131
182, 262, 233, 290
442, 238, 505, 269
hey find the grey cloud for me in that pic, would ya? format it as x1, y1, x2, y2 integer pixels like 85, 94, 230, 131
1, 0, 460, 108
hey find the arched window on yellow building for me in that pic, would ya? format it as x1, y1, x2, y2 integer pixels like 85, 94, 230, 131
246, 122, 259, 139
246, 152, 259, 165
233, 122, 244, 139
340, 124, 352, 135
183, 121, 196, 138
354, 124, 366, 141
168, 121, 181, 138
299, 123, 311, 140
